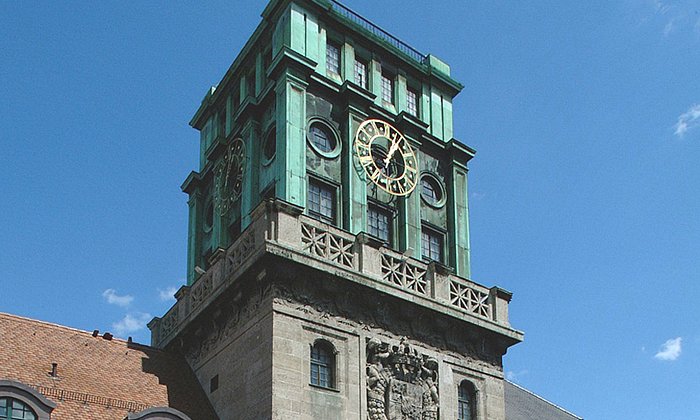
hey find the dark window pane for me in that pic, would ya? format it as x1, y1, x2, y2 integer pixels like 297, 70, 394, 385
368, 206, 390, 242
421, 178, 439, 202
407, 88, 418, 116
458, 382, 474, 420
381, 73, 393, 103
310, 343, 334, 388
310, 123, 334, 153
326, 43, 340, 75
354, 60, 367, 89
308, 181, 335, 224
421, 228, 443, 262
1, 398, 36, 420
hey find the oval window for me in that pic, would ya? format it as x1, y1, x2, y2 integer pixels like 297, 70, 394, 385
420, 174, 446, 208
306, 119, 341, 158
263, 128, 276, 164
204, 199, 214, 232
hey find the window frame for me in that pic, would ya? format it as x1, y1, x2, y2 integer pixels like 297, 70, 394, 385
246, 66, 256, 99
307, 177, 337, 226
326, 41, 341, 77
0, 397, 37, 420
380, 70, 394, 104
203, 196, 215, 233
262, 125, 276, 165
309, 340, 336, 390
354, 58, 368, 89
406, 86, 419, 117
0, 380, 55, 420
457, 380, 477, 420
421, 224, 445, 263
306, 118, 341, 159
420, 173, 447, 208
367, 202, 393, 245
127, 407, 193, 420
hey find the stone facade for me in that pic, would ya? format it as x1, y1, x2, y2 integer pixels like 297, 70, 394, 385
150, 200, 521, 419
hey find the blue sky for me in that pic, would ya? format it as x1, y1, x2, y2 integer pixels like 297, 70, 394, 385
1, 1, 699, 419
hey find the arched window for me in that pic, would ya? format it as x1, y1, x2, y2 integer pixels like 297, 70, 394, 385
458, 380, 476, 420
0, 380, 55, 420
0, 398, 37, 420
310, 340, 335, 389
126, 406, 193, 420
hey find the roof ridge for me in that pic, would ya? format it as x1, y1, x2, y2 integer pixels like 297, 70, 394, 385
0, 311, 152, 348
506, 380, 583, 420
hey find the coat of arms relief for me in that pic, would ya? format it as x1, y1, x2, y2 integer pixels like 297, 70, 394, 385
367, 337, 440, 420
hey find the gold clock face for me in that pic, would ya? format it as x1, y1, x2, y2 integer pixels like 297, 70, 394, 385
354, 119, 418, 196
217, 137, 246, 214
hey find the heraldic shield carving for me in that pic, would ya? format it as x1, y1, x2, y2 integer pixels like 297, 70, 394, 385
366, 337, 439, 420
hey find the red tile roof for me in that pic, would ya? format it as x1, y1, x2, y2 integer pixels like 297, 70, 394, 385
0, 312, 217, 420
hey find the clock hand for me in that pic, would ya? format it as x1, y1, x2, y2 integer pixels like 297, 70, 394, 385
383, 139, 400, 168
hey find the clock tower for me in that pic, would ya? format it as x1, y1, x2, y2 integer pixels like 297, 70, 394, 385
150, 1, 523, 418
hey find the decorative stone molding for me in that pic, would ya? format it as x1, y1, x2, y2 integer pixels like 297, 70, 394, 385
273, 278, 502, 368
190, 273, 212, 310
301, 221, 355, 269
380, 253, 428, 296
449, 279, 490, 318
182, 284, 273, 367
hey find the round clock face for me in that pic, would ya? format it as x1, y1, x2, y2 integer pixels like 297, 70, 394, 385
354, 119, 418, 196
217, 137, 246, 214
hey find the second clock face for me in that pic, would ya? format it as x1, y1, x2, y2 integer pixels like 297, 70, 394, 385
217, 137, 246, 214
355, 119, 418, 196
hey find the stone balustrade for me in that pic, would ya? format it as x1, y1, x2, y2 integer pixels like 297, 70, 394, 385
149, 199, 517, 347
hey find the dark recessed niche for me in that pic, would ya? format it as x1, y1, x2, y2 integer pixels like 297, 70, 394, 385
210, 374, 219, 393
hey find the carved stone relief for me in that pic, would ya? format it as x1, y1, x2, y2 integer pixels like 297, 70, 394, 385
272, 274, 502, 367
366, 337, 439, 420
179, 282, 272, 366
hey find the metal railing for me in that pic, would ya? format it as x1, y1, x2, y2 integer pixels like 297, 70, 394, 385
329, 0, 428, 64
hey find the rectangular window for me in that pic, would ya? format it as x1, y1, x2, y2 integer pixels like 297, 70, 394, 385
368, 205, 391, 243
308, 180, 335, 224
231, 89, 240, 118
458, 382, 475, 420
247, 68, 256, 98
421, 226, 443, 262
381, 72, 394, 104
203, 118, 214, 150
326, 42, 340, 76
263, 48, 272, 73
218, 109, 226, 138
310, 343, 334, 388
354, 59, 368, 89
407, 88, 418, 117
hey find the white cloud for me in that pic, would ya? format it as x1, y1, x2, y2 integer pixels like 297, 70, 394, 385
112, 312, 152, 337
158, 286, 179, 302
654, 337, 682, 361
674, 104, 700, 137
470, 191, 487, 201
646, 0, 700, 37
505, 369, 529, 382
102, 289, 134, 307
663, 18, 677, 35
